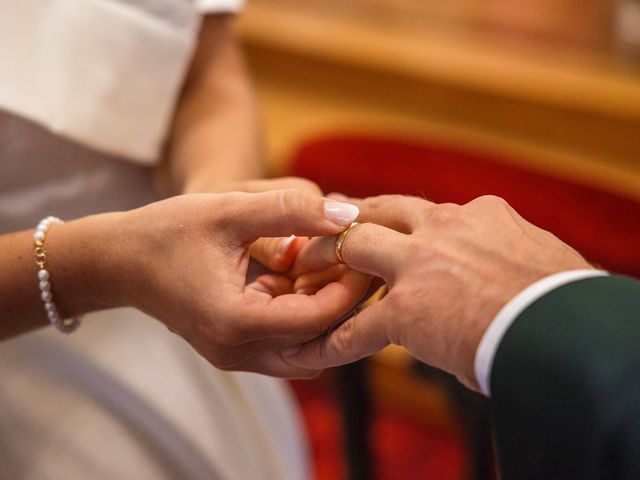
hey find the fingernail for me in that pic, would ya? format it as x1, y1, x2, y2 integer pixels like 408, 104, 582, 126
324, 200, 359, 227
247, 282, 271, 294
283, 346, 302, 357
277, 235, 296, 256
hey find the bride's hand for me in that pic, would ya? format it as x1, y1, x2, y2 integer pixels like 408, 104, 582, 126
186, 176, 323, 273
185, 176, 371, 303
104, 190, 368, 378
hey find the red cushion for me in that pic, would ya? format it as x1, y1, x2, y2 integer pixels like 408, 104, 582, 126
290, 134, 640, 278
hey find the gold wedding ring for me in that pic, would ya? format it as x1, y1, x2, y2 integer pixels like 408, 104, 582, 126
335, 222, 360, 264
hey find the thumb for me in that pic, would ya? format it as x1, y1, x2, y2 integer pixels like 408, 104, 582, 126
230, 190, 359, 242
282, 300, 391, 369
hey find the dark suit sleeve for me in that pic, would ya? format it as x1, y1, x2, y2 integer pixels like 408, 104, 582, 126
490, 275, 640, 480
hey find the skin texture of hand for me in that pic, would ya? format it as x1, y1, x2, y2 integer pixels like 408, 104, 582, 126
0, 190, 368, 378
177, 176, 365, 302
284, 194, 594, 390
215, 180, 376, 308
106, 190, 368, 378
199, 176, 325, 273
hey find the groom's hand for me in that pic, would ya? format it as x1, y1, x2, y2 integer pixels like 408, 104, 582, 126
284, 194, 592, 389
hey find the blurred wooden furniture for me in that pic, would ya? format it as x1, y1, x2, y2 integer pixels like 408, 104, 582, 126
237, 0, 640, 200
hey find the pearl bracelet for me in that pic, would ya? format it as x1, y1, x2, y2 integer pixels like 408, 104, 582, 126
34, 216, 81, 333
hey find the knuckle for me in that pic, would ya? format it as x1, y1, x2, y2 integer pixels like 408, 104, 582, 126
383, 194, 409, 203
334, 319, 355, 352
430, 203, 462, 226
404, 238, 433, 262
473, 195, 510, 208
280, 177, 322, 195
363, 194, 403, 210
278, 189, 307, 221
360, 195, 386, 211
279, 188, 303, 207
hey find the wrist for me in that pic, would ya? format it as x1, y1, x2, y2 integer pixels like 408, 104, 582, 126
472, 268, 606, 396
176, 155, 264, 195
44, 212, 128, 318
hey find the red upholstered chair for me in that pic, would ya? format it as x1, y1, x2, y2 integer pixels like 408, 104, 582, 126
287, 133, 640, 480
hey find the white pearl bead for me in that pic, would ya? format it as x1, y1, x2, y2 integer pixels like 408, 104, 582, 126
35, 216, 80, 334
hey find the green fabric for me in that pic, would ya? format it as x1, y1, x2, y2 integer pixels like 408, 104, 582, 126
491, 275, 640, 480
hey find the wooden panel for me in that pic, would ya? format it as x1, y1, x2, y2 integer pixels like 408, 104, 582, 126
236, 1, 640, 200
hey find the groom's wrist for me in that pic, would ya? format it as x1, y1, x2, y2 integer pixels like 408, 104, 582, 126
473, 269, 607, 397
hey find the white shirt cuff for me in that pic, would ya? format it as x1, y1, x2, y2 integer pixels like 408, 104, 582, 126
194, 0, 244, 13
474, 269, 609, 397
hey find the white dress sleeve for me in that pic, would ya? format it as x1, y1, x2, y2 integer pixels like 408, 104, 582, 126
0, 0, 239, 165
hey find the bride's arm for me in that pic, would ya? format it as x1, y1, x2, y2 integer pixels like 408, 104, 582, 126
0, 213, 123, 339
161, 14, 331, 273
163, 14, 263, 194
0, 191, 363, 378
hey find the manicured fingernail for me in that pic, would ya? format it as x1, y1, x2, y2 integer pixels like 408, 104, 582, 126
283, 346, 302, 357
247, 282, 271, 294
324, 200, 359, 226
277, 235, 296, 256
